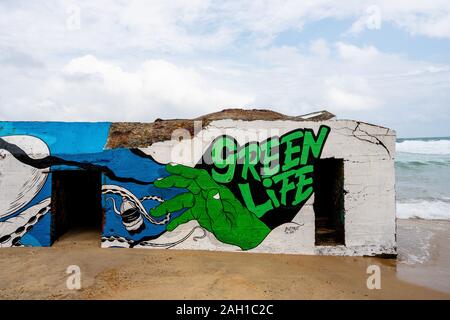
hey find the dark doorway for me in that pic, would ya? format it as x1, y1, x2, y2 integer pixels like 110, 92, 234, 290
51, 170, 103, 244
313, 158, 345, 246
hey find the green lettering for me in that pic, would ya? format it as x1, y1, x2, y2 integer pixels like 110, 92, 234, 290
293, 165, 314, 205
238, 183, 273, 218
211, 136, 237, 183
260, 137, 280, 177
272, 170, 297, 206
238, 142, 261, 181
280, 130, 303, 171
300, 126, 330, 165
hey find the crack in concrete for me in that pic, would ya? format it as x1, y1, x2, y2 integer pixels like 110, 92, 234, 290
352, 122, 391, 158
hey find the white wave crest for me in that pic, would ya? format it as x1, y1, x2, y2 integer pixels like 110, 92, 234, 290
396, 139, 450, 155
397, 200, 450, 220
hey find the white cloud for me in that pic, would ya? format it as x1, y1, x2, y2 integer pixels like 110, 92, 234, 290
336, 42, 380, 62
400, 13, 450, 38
1, 0, 450, 60
324, 76, 381, 111
0, 1, 450, 136
348, 4, 382, 35
309, 39, 330, 58
375, 0, 450, 38
235, 40, 450, 120
2, 39, 448, 132
1, 55, 253, 121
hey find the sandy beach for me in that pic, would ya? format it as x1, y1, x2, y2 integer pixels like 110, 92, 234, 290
0, 219, 449, 300
397, 219, 450, 294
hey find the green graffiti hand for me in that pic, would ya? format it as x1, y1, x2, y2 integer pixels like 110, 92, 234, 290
151, 164, 271, 250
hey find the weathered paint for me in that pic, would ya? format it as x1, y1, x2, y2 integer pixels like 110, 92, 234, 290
137, 119, 396, 256
0, 117, 396, 256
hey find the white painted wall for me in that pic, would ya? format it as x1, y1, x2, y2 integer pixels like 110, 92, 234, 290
0, 135, 49, 219
140, 119, 397, 256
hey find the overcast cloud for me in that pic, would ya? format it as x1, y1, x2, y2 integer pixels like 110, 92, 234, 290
1, 0, 450, 137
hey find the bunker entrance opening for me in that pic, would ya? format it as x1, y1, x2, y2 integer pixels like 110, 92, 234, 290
51, 170, 103, 244
314, 158, 345, 246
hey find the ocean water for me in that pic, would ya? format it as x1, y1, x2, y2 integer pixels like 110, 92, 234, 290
396, 137, 450, 220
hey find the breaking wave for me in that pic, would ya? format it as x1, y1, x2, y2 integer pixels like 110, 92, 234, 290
397, 200, 450, 220
396, 139, 450, 155
396, 137, 450, 220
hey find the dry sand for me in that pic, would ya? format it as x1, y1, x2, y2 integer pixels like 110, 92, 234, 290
0, 219, 449, 300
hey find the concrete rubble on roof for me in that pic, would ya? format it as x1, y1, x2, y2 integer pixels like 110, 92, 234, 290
106, 109, 336, 149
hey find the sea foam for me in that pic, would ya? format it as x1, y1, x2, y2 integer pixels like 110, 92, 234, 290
397, 200, 450, 220
396, 139, 450, 155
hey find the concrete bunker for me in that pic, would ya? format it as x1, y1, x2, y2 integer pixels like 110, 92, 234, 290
0, 109, 396, 256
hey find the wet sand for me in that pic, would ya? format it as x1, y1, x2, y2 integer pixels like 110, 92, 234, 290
397, 219, 450, 294
0, 219, 449, 300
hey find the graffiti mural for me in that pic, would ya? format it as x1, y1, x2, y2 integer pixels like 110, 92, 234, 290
0, 122, 329, 250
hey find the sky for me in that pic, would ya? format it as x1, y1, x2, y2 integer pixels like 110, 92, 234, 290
0, 1, 450, 138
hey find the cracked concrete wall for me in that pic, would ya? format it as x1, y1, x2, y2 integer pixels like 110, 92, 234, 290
0, 117, 396, 256
141, 118, 396, 256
